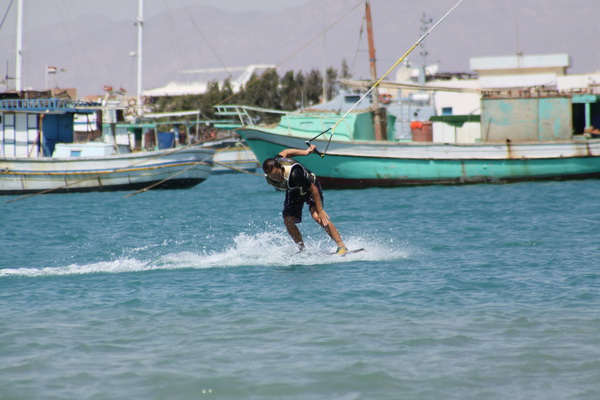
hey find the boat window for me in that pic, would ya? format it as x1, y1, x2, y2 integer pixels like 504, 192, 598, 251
442, 107, 453, 116
70, 150, 82, 157
27, 114, 37, 129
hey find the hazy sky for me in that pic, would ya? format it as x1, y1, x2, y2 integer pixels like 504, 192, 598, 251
8, 0, 315, 29
3, 0, 600, 96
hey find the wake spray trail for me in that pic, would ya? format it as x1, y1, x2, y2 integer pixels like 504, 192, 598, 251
0, 231, 411, 278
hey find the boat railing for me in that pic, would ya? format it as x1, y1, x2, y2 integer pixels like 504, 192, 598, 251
0, 98, 100, 112
214, 105, 286, 126
481, 88, 573, 99
215, 104, 355, 139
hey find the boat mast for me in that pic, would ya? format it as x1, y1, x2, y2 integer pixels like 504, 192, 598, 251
15, 0, 23, 92
322, 34, 327, 103
136, 0, 144, 114
365, 0, 386, 140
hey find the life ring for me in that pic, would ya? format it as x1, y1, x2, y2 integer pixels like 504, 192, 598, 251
379, 93, 392, 104
128, 98, 137, 106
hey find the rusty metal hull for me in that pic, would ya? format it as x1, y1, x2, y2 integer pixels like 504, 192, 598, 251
0, 147, 214, 195
239, 127, 600, 189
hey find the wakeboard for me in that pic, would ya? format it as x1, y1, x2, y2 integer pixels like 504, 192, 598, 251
329, 248, 365, 256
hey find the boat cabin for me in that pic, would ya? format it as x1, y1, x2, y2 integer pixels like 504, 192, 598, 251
0, 98, 97, 158
430, 90, 600, 144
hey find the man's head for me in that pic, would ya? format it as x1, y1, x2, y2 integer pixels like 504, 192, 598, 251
263, 158, 283, 181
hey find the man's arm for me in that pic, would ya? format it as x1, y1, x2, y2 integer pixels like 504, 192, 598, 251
278, 145, 316, 159
309, 182, 329, 226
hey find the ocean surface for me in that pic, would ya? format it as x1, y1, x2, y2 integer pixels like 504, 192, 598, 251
1, 173, 599, 400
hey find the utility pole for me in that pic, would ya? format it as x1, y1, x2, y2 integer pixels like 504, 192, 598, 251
419, 13, 433, 85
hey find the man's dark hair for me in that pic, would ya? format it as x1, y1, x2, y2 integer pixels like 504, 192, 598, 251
262, 158, 281, 173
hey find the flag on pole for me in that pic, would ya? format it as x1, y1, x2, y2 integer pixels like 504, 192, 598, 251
47, 66, 57, 74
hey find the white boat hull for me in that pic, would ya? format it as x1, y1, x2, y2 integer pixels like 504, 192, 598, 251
212, 147, 258, 174
199, 138, 258, 174
0, 147, 214, 195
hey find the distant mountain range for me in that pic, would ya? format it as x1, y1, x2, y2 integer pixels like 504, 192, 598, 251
1, 0, 598, 97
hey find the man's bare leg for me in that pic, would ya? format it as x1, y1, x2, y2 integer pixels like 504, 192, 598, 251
284, 216, 305, 250
310, 207, 345, 248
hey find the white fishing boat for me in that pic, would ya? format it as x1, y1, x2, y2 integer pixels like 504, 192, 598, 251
0, 0, 214, 197
199, 137, 258, 174
0, 98, 214, 195
139, 111, 258, 175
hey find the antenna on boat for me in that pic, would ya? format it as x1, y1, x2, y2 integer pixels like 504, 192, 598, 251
135, 0, 144, 115
306, 0, 466, 157
15, 0, 23, 92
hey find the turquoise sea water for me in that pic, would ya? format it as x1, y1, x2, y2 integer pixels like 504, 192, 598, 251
1, 174, 599, 399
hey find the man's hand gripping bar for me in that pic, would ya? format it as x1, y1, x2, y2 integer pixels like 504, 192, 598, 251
305, 141, 324, 157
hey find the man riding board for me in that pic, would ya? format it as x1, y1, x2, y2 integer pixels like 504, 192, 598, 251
262, 145, 347, 255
